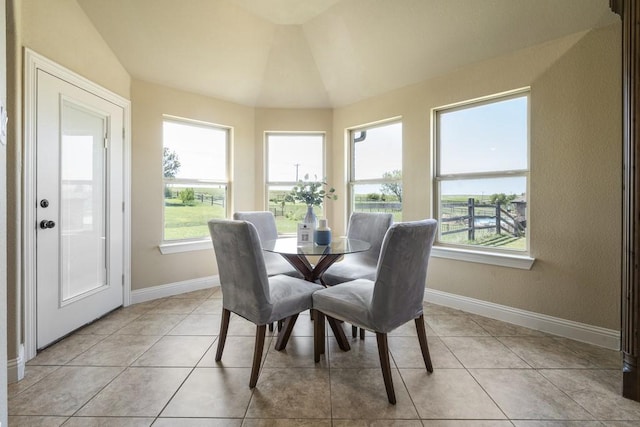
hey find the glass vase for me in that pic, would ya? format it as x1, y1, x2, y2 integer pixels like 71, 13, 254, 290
304, 205, 318, 228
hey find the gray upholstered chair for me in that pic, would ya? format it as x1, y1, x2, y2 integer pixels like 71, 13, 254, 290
233, 211, 302, 278
322, 212, 393, 286
321, 212, 393, 338
209, 219, 323, 388
312, 219, 438, 404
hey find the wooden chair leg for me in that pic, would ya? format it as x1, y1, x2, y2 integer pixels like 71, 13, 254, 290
352, 325, 365, 339
314, 309, 326, 362
215, 308, 231, 362
415, 314, 433, 373
376, 332, 396, 404
274, 314, 299, 351
327, 316, 351, 351
268, 322, 274, 332
249, 324, 267, 388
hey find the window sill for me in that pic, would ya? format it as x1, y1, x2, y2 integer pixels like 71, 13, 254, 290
431, 246, 535, 270
159, 239, 213, 255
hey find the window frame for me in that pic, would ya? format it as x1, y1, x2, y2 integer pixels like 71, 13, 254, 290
264, 131, 327, 235
347, 118, 403, 219
432, 89, 534, 268
160, 115, 231, 249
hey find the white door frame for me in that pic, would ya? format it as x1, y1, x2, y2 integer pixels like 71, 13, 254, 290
23, 49, 131, 360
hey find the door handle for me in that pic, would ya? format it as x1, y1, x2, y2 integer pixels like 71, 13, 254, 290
40, 220, 56, 229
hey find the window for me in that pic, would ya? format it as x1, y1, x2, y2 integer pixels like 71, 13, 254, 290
434, 90, 529, 252
266, 133, 325, 234
163, 117, 229, 241
349, 121, 402, 220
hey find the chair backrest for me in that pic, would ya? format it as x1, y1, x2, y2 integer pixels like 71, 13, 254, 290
233, 211, 279, 243
370, 219, 438, 332
347, 212, 394, 260
208, 219, 272, 324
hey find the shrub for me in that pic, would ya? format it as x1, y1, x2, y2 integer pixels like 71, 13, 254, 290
179, 188, 196, 205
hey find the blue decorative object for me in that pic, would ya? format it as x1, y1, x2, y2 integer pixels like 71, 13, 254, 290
314, 219, 332, 245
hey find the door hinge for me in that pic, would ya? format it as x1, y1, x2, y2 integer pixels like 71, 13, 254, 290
104, 133, 108, 149
122, 127, 125, 139
122, 201, 125, 212
122, 274, 125, 287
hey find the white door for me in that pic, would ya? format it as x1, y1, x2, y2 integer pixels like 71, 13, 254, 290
36, 69, 124, 349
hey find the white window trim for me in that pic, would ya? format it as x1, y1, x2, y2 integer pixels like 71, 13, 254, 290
432, 89, 531, 262
161, 116, 230, 248
264, 131, 327, 235
159, 238, 213, 254
431, 245, 535, 270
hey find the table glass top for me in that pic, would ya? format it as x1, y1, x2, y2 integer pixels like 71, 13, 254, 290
262, 237, 370, 256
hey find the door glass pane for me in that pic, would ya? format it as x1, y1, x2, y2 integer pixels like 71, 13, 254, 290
60, 100, 107, 301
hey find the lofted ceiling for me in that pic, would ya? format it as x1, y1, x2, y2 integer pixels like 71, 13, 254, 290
76, 0, 618, 109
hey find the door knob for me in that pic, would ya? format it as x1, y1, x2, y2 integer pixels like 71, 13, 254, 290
40, 220, 56, 229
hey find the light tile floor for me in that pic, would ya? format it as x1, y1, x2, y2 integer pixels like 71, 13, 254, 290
8, 286, 638, 426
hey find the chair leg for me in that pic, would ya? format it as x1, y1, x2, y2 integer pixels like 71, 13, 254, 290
375, 332, 396, 404
313, 309, 326, 362
249, 324, 267, 388
215, 308, 231, 362
415, 314, 433, 373
327, 317, 351, 351
274, 314, 299, 351
352, 325, 365, 339
268, 322, 274, 332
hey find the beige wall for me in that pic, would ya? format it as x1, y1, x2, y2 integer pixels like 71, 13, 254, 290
19, 0, 129, 98
6, 0, 131, 365
4, 0, 622, 375
332, 25, 622, 330
131, 80, 255, 289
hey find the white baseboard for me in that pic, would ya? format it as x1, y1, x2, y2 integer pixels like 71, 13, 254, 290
128, 278, 619, 350
7, 344, 25, 384
130, 275, 220, 305
425, 288, 620, 350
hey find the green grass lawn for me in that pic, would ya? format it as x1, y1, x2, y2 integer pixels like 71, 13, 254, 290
165, 195, 525, 251
164, 199, 225, 240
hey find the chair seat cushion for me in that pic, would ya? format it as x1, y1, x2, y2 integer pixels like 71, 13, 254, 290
264, 252, 303, 278
321, 258, 377, 286
312, 279, 375, 330
267, 275, 324, 324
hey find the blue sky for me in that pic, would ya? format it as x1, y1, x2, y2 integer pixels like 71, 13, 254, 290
163, 94, 527, 197
163, 120, 227, 181
439, 95, 528, 195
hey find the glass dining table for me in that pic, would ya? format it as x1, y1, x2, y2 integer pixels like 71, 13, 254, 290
262, 236, 371, 351
262, 236, 371, 284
